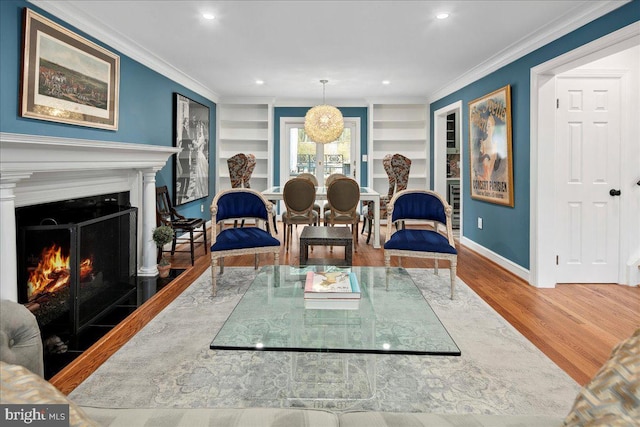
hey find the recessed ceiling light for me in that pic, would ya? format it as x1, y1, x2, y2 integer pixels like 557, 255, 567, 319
436, 12, 449, 20
255, 80, 265, 85
202, 13, 215, 20
382, 80, 391, 85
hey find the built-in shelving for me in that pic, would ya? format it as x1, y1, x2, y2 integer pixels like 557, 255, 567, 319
216, 103, 272, 192
445, 112, 461, 228
369, 103, 428, 196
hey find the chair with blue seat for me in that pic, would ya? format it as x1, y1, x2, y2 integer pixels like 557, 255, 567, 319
210, 188, 280, 296
384, 189, 458, 299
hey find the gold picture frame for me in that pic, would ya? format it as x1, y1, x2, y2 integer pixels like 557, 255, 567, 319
468, 85, 514, 207
20, 9, 120, 130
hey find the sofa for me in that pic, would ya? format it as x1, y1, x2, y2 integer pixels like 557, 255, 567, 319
1, 299, 638, 427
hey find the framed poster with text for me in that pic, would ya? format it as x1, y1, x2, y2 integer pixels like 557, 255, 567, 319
468, 85, 514, 207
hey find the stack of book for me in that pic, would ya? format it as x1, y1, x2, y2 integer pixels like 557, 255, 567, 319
303, 271, 361, 310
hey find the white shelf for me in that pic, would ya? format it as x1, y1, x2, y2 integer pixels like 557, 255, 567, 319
216, 103, 272, 192
369, 103, 428, 196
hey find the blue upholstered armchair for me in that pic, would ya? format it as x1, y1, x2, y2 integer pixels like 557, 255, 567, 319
210, 188, 280, 296
384, 189, 458, 299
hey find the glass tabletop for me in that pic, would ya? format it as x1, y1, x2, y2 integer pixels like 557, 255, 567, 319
210, 266, 460, 356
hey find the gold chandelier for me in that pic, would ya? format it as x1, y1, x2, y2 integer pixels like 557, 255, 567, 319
304, 80, 344, 144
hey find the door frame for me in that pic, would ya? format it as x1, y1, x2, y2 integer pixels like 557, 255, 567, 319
279, 117, 361, 185
433, 101, 463, 236
530, 23, 639, 287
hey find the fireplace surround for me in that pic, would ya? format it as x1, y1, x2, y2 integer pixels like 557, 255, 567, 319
0, 132, 180, 302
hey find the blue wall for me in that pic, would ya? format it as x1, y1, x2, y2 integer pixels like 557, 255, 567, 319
273, 107, 368, 185
430, 0, 639, 269
0, 0, 216, 219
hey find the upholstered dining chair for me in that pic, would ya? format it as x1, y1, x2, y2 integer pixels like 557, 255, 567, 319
242, 154, 257, 188
391, 153, 412, 192
384, 189, 457, 299
282, 178, 319, 252
209, 188, 280, 296
296, 173, 321, 216
156, 185, 207, 265
322, 173, 347, 224
324, 177, 360, 251
227, 153, 248, 189
362, 153, 394, 244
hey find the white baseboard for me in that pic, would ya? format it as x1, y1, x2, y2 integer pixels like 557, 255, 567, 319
460, 237, 534, 286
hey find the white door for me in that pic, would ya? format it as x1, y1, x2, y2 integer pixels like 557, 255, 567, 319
283, 119, 359, 185
555, 76, 622, 283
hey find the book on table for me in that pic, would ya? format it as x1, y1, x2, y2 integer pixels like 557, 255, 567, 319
304, 298, 360, 310
304, 271, 360, 299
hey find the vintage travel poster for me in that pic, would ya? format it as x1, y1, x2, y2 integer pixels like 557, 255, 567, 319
468, 85, 514, 207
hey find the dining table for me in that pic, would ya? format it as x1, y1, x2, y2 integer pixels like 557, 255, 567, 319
262, 185, 382, 249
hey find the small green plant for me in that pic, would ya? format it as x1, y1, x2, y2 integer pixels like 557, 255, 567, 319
152, 225, 174, 266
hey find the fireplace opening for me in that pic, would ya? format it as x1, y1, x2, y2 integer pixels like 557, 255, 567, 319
16, 192, 139, 377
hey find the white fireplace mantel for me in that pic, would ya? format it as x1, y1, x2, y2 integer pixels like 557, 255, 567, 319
0, 132, 180, 301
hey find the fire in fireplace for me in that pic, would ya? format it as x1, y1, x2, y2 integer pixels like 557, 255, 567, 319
27, 243, 94, 301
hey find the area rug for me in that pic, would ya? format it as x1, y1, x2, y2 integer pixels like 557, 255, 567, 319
69, 267, 580, 416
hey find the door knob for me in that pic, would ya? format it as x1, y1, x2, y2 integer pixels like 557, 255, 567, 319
609, 189, 621, 196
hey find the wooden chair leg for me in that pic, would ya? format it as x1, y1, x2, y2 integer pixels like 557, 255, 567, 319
189, 230, 196, 265
199, 224, 208, 255
211, 257, 218, 296
450, 260, 457, 300
434, 259, 439, 275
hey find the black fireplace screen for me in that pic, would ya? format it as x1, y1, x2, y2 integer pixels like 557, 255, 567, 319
18, 201, 137, 336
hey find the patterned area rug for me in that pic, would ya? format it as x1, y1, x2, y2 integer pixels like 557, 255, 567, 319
69, 267, 580, 416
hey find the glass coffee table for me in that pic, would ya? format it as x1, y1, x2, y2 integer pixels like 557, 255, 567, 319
211, 266, 460, 356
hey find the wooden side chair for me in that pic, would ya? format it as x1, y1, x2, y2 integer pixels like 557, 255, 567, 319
155, 186, 207, 266
384, 189, 458, 299
209, 188, 280, 296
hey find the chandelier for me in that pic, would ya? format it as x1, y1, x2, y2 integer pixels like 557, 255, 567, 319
304, 80, 344, 144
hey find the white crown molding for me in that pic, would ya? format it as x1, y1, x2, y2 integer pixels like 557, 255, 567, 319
219, 97, 276, 105
427, 0, 631, 103
28, 0, 220, 103
273, 98, 369, 107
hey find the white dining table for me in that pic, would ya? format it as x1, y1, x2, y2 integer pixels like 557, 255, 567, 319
262, 186, 382, 249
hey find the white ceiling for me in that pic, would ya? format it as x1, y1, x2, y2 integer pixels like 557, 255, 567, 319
32, 1, 628, 104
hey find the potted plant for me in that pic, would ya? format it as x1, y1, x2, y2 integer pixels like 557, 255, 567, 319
152, 225, 174, 278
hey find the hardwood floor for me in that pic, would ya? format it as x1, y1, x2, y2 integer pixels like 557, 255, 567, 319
50, 223, 640, 394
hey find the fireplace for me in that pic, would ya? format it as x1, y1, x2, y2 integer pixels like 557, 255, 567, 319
17, 193, 137, 343
0, 132, 180, 303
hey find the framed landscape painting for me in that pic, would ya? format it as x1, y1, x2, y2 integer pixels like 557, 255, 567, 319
468, 85, 514, 207
173, 93, 210, 206
20, 9, 119, 130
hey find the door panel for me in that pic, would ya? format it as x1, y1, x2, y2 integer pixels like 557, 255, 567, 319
285, 121, 358, 185
556, 76, 621, 283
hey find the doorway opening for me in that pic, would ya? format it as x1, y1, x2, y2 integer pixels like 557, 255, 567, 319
433, 101, 463, 234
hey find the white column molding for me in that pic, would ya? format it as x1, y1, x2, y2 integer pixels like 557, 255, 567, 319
139, 169, 162, 277
0, 174, 33, 301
